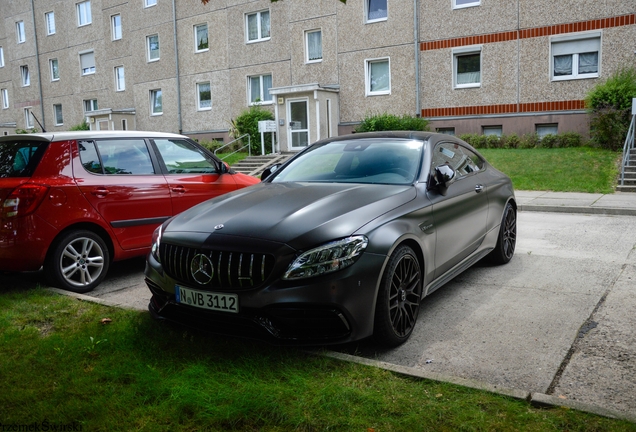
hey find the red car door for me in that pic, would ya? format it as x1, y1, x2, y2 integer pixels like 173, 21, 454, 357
73, 138, 172, 251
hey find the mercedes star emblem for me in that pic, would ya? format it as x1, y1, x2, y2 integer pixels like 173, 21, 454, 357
190, 253, 214, 284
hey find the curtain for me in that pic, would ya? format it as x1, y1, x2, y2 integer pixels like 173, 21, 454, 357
260, 11, 270, 38
368, 0, 387, 20
307, 31, 322, 61
456, 72, 480, 85
197, 25, 208, 50
262, 75, 272, 101
247, 14, 258, 40
553, 54, 572, 76
578, 52, 598, 74
152, 90, 162, 114
198, 83, 211, 108
370, 61, 389, 92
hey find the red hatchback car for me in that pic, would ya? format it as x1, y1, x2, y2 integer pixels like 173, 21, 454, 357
0, 131, 259, 293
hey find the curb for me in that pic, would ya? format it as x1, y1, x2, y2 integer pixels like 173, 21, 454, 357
519, 204, 636, 217
46, 287, 147, 311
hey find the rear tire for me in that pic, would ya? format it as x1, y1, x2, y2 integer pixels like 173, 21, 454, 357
374, 245, 422, 347
45, 230, 110, 293
488, 202, 517, 265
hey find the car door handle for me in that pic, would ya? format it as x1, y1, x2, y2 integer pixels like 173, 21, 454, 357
171, 185, 186, 194
475, 184, 484, 193
90, 187, 109, 198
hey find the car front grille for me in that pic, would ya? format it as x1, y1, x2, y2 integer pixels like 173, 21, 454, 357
160, 243, 276, 290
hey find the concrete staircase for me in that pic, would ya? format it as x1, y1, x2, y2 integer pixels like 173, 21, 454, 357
229, 153, 295, 178
617, 148, 636, 193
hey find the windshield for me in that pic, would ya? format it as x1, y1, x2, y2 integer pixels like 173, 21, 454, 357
271, 138, 424, 185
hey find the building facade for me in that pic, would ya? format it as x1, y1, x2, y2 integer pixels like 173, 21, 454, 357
0, 0, 634, 151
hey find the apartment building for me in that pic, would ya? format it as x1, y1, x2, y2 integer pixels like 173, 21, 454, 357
0, 0, 634, 152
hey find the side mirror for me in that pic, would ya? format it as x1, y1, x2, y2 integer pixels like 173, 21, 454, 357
220, 161, 230, 174
260, 163, 281, 181
433, 164, 456, 196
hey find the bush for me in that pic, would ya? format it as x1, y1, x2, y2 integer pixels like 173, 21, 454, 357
585, 67, 636, 151
69, 120, 90, 131
229, 105, 275, 155
355, 113, 429, 132
459, 131, 586, 150
197, 139, 225, 153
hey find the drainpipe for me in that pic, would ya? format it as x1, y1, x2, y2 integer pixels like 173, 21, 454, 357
172, 0, 182, 133
413, 0, 420, 117
30, 0, 46, 128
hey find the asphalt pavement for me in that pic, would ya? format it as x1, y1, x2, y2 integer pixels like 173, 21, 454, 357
8, 190, 636, 423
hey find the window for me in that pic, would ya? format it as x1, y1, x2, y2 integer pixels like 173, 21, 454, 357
551, 33, 600, 81
122, 119, 127, 130
195, 24, 208, 52
80, 139, 154, 175
16, 21, 26, 43
77, 1, 92, 26
115, 66, 125, 91
0, 47, 4, 67
366, 0, 387, 22
365, 58, 390, 96
147, 35, 160, 61
50, 59, 60, 81
305, 30, 322, 63
150, 89, 162, 115
248, 74, 273, 104
53, 104, 63, 125
20, 66, 30, 86
483, 125, 502, 136
436, 127, 455, 135
45, 12, 56, 35
197, 82, 211, 110
24, 108, 34, 129
454, 47, 481, 88
154, 139, 218, 174
453, 0, 480, 9
80, 51, 95, 75
246, 10, 270, 42
84, 99, 98, 112
536, 123, 558, 138
111, 14, 122, 40
432, 142, 483, 177
145, 0, 157, 7
1, 89, 8, 109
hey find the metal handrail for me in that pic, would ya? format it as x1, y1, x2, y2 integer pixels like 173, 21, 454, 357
214, 134, 251, 160
621, 115, 635, 186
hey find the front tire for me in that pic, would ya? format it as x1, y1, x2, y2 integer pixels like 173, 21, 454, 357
488, 202, 517, 265
45, 230, 110, 293
374, 245, 422, 347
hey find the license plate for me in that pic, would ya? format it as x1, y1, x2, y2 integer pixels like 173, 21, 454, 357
175, 285, 239, 313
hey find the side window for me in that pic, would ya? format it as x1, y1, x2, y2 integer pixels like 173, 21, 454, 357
432, 142, 483, 178
153, 139, 218, 174
79, 139, 154, 175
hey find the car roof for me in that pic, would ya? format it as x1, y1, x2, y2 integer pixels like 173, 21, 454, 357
0, 130, 188, 143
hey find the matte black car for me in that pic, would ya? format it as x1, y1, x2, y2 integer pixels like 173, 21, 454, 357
144, 132, 516, 346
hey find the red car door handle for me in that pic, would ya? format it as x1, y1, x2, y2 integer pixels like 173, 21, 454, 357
171, 185, 186, 194
475, 184, 484, 193
91, 187, 109, 198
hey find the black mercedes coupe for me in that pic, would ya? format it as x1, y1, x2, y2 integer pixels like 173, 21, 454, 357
144, 131, 516, 346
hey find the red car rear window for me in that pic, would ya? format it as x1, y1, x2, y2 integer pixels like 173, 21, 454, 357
0, 140, 48, 178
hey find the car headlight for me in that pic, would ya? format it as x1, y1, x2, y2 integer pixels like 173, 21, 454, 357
150, 225, 162, 263
283, 236, 368, 280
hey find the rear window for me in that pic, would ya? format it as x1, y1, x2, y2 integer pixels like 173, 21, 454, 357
0, 140, 48, 178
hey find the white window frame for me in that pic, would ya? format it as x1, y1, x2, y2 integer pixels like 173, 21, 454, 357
194, 24, 209, 53
550, 32, 601, 81
53, 104, 63, 126
16, 21, 26, 43
79, 51, 96, 76
45, 12, 56, 35
24, 108, 34, 129
50, 59, 60, 81
76, 1, 92, 27
20, 66, 30, 87
365, 0, 388, 23
245, 10, 271, 43
0, 47, 4, 68
197, 82, 211, 111
305, 29, 322, 63
365, 57, 391, 96
145, 0, 157, 8
147, 34, 160, 62
115, 66, 125, 91
453, 0, 481, 9
111, 14, 122, 40
150, 89, 163, 115
1, 89, 8, 109
453, 46, 482, 89
84, 99, 98, 112
247, 74, 273, 105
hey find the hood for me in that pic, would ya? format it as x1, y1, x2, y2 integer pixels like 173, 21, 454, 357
165, 182, 416, 250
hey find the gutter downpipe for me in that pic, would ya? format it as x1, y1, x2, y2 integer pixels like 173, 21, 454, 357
30, 0, 46, 128
414, 0, 420, 117
172, 0, 183, 133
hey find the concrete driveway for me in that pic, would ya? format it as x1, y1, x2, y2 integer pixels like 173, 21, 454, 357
3, 210, 636, 420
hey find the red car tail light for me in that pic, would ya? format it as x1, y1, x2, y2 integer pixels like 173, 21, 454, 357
1, 184, 49, 218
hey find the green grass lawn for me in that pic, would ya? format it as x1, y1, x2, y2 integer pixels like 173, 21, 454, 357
1, 288, 635, 431
478, 148, 620, 194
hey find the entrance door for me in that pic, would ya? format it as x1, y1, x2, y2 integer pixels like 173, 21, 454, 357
288, 99, 309, 150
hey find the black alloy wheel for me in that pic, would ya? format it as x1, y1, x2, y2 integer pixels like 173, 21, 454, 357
489, 202, 517, 265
